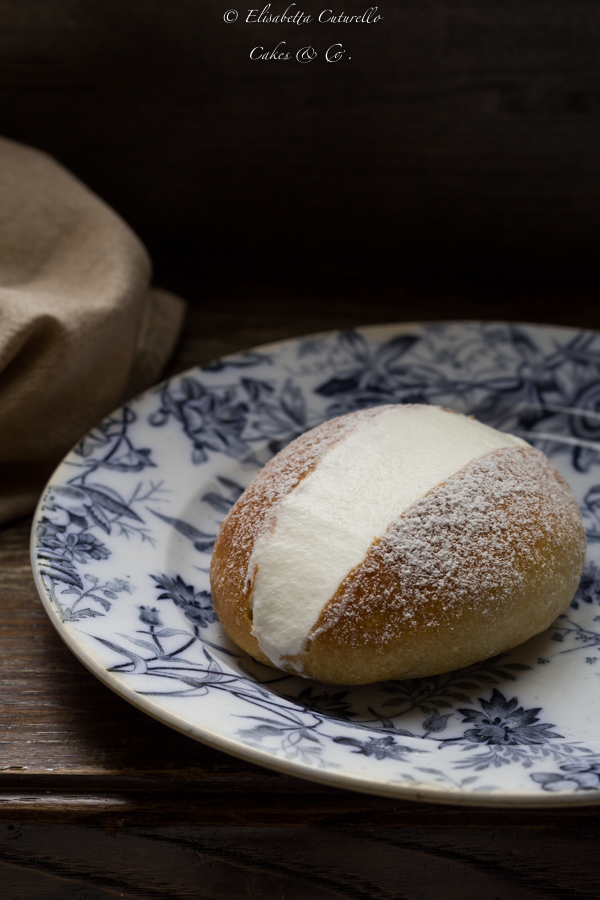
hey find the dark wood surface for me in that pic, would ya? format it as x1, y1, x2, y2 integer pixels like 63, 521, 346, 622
2, 283, 600, 899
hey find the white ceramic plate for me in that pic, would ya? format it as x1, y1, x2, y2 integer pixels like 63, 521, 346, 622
31, 322, 600, 806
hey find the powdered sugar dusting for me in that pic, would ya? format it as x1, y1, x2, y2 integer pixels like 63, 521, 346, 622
310, 446, 585, 655
248, 405, 527, 664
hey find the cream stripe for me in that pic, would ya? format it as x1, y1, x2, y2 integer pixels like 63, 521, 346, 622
249, 406, 527, 668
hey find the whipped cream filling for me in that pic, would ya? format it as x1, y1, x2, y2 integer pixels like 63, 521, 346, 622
248, 405, 528, 669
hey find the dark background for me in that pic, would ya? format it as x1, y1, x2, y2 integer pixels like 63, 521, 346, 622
1, 0, 599, 335
2, 10, 600, 895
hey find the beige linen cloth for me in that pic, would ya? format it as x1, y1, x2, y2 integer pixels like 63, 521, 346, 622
0, 137, 186, 526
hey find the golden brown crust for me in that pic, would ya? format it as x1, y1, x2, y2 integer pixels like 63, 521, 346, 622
294, 446, 585, 683
211, 411, 586, 685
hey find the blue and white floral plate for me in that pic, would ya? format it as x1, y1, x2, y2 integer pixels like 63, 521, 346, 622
31, 322, 600, 806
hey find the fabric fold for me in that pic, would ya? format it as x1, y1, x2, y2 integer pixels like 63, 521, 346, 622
0, 137, 186, 526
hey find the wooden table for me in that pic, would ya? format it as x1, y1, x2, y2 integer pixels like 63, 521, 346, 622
2, 274, 600, 899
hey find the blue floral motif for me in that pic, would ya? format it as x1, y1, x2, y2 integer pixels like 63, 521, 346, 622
75, 407, 156, 476
315, 331, 422, 412
237, 715, 330, 766
333, 734, 417, 762
37, 485, 141, 621
422, 710, 453, 734
36, 407, 166, 621
150, 375, 308, 463
548, 564, 600, 655
570, 562, 600, 609
151, 574, 217, 630
376, 655, 529, 719
138, 605, 163, 627
39, 518, 110, 572
201, 476, 245, 515
46, 573, 132, 623
457, 690, 562, 746
150, 377, 249, 462
288, 687, 357, 721
580, 487, 600, 542
149, 512, 216, 553
531, 763, 600, 793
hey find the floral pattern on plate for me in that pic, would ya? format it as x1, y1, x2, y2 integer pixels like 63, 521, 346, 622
31, 322, 600, 805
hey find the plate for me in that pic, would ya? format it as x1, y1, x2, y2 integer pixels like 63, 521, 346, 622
31, 321, 600, 807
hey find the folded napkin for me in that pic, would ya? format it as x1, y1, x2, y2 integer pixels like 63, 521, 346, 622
0, 137, 186, 526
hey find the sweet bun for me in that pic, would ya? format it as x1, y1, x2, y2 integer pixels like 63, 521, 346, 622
210, 404, 586, 684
